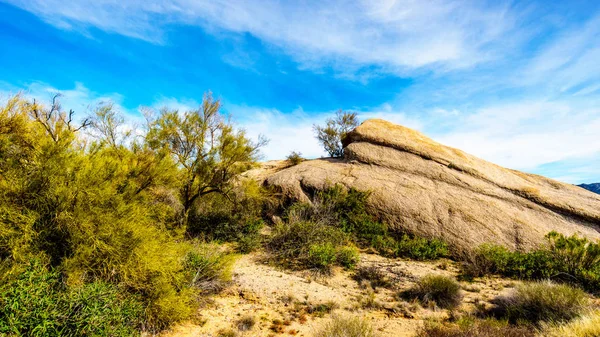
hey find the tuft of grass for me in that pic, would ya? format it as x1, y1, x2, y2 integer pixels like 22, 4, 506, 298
216, 328, 238, 337
489, 281, 588, 325
353, 266, 392, 289
306, 301, 340, 317
416, 319, 534, 337
184, 243, 236, 293
400, 274, 462, 309
236, 315, 256, 331
314, 315, 378, 337
540, 310, 600, 337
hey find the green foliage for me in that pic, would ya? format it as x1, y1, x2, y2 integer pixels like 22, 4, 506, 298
268, 220, 353, 270
286, 151, 304, 166
313, 110, 359, 158
187, 180, 269, 253
336, 245, 360, 269
400, 274, 462, 309
395, 235, 449, 260
0, 94, 254, 333
489, 281, 588, 325
0, 259, 143, 337
183, 243, 236, 293
309, 243, 338, 269
461, 232, 600, 292
145, 92, 266, 219
277, 184, 446, 270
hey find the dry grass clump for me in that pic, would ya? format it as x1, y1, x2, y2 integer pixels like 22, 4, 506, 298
489, 281, 588, 325
314, 315, 378, 337
400, 274, 462, 309
540, 310, 600, 337
236, 315, 256, 331
416, 319, 534, 337
353, 265, 393, 289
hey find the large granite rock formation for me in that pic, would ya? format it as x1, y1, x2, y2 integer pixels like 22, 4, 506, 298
252, 119, 600, 252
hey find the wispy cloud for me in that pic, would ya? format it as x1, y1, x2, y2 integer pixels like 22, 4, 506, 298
4, 0, 522, 74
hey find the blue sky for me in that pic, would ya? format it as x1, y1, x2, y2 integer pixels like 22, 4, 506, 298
1, 0, 600, 183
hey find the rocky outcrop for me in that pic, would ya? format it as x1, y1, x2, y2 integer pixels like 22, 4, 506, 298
254, 119, 600, 252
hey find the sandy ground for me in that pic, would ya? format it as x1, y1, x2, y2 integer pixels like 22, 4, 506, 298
160, 252, 516, 337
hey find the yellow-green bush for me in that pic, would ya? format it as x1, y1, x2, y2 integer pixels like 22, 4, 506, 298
0, 95, 247, 333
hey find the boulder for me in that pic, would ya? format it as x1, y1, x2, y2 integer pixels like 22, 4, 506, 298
252, 119, 600, 252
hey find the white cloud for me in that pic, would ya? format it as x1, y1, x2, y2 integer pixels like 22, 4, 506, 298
432, 100, 600, 171
5, 0, 519, 74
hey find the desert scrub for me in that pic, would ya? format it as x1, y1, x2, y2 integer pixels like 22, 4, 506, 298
416, 319, 534, 337
400, 274, 462, 309
461, 232, 600, 292
286, 151, 304, 166
314, 315, 378, 337
353, 265, 392, 289
285, 184, 447, 262
489, 281, 588, 325
184, 243, 236, 293
187, 180, 269, 253
540, 310, 600, 337
268, 220, 358, 270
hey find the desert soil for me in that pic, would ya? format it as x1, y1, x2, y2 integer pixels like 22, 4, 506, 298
160, 252, 516, 337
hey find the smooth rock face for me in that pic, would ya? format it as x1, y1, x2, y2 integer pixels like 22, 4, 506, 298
258, 119, 600, 252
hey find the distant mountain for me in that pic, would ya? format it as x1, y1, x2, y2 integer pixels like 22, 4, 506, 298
578, 183, 600, 194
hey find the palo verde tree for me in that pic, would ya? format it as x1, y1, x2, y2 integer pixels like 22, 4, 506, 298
313, 109, 359, 158
145, 92, 267, 223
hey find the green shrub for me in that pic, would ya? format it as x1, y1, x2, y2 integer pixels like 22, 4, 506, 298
283, 184, 447, 264
268, 220, 356, 270
336, 245, 360, 269
183, 243, 236, 293
286, 151, 304, 166
314, 315, 378, 337
0, 259, 143, 337
461, 232, 600, 292
489, 281, 588, 325
187, 180, 268, 252
396, 234, 449, 260
401, 274, 462, 309
309, 243, 338, 270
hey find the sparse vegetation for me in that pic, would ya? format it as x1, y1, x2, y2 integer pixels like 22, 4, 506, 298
417, 319, 534, 337
286, 151, 305, 166
461, 232, 600, 292
353, 265, 393, 289
488, 281, 588, 325
400, 274, 462, 309
540, 310, 600, 337
314, 315, 378, 337
236, 315, 256, 331
313, 110, 359, 158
